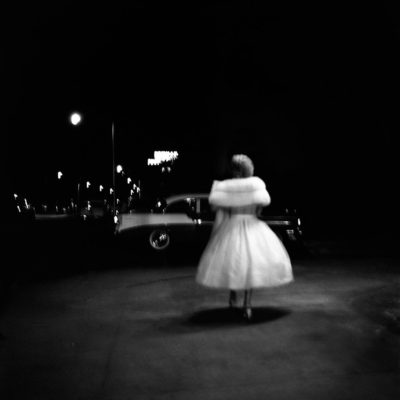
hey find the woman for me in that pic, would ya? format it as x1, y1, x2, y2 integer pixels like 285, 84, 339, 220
196, 154, 293, 321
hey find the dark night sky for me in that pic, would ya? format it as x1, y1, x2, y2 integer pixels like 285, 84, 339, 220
4, 3, 400, 233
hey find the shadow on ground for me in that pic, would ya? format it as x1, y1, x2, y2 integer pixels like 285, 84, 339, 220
153, 306, 292, 336
188, 306, 292, 326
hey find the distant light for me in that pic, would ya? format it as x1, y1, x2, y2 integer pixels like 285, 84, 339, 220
13, 193, 18, 199
116, 165, 123, 173
70, 112, 82, 126
110, 188, 114, 194
99, 185, 104, 192
127, 177, 132, 184
57, 171, 63, 180
147, 150, 179, 166
130, 189, 134, 195
86, 181, 91, 189
114, 215, 119, 224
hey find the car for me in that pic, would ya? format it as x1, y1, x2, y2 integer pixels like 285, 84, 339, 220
115, 193, 303, 253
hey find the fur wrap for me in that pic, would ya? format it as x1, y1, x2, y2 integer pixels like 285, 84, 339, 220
209, 177, 271, 208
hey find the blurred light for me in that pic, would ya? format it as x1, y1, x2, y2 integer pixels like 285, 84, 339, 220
70, 112, 82, 126
298, 218, 301, 226
147, 150, 179, 166
24, 198, 28, 207
13, 193, 18, 199
116, 165, 123, 173
17, 205, 21, 213
114, 215, 118, 224
110, 188, 114, 194
127, 177, 132, 184
130, 189, 134, 195
86, 181, 91, 189
57, 171, 63, 180
99, 185, 104, 192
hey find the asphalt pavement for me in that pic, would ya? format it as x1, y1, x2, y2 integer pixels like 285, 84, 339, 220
1, 243, 399, 400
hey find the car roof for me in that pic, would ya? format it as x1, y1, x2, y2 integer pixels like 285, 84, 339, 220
165, 193, 209, 204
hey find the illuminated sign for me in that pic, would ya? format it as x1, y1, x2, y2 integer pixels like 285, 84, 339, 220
147, 151, 179, 166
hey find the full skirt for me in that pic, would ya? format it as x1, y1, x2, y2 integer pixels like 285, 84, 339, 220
196, 215, 293, 289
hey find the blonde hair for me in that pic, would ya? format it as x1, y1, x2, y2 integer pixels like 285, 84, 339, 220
231, 154, 254, 178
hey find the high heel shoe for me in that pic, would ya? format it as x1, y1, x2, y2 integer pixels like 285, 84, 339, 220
243, 307, 252, 322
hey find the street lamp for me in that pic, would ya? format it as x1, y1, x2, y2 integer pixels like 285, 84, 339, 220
70, 112, 82, 126
69, 112, 83, 215
70, 112, 118, 221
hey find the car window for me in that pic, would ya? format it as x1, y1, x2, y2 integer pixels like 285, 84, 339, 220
165, 198, 195, 214
260, 205, 297, 217
198, 198, 215, 220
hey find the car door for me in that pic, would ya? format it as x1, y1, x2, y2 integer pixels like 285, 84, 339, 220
163, 198, 198, 247
192, 197, 215, 249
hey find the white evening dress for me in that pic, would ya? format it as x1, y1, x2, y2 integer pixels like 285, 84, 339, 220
196, 177, 293, 290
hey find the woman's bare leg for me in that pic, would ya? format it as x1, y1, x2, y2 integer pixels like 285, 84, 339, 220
243, 290, 253, 320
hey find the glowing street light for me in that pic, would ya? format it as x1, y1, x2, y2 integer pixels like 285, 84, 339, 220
116, 165, 123, 174
69, 111, 118, 219
69, 111, 84, 214
70, 112, 82, 126
57, 171, 63, 180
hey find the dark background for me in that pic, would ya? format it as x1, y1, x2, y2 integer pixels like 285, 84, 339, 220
4, 3, 400, 237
